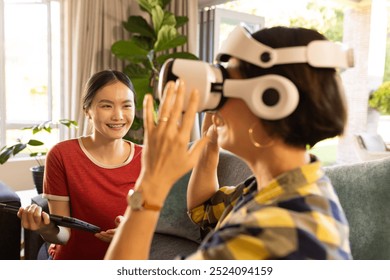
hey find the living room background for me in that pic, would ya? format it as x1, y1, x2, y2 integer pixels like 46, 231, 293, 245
0, 0, 389, 190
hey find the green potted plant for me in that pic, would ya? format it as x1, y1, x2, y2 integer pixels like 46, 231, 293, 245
369, 81, 390, 115
111, 0, 198, 143
0, 119, 78, 193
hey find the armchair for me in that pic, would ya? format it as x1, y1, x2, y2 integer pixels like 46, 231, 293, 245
354, 133, 390, 162
0, 181, 21, 260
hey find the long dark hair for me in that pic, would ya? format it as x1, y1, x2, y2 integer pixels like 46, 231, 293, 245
82, 70, 136, 111
239, 26, 347, 148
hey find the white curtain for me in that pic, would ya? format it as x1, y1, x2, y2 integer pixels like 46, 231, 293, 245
61, 0, 134, 137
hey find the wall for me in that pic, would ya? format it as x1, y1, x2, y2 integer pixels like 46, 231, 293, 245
0, 158, 36, 191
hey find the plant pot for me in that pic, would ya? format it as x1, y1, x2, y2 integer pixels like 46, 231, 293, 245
30, 166, 45, 194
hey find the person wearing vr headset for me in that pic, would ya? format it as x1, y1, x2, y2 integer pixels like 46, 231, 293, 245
105, 25, 353, 260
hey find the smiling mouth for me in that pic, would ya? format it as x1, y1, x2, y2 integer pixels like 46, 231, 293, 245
107, 124, 126, 128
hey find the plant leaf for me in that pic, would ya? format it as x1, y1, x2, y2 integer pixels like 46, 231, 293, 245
123, 16, 156, 39
154, 26, 187, 52
151, 6, 165, 33
156, 52, 198, 65
111, 40, 150, 61
369, 81, 390, 115
160, 0, 170, 9
137, 0, 159, 14
132, 35, 154, 51
27, 139, 44, 146
175, 16, 188, 28
131, 78, 153, 109
13, 143, 27, 155
0, 147, 13, 164
59, 119, 78, 128
161, 11, 176, 27
124, 64, 151, 79
69, 120, 79, 127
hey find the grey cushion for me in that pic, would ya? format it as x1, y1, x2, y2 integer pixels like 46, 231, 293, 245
154, 149, 252, 245
155, 172, 202, 243
149, 233, 198, 260
324, 157, 390, 259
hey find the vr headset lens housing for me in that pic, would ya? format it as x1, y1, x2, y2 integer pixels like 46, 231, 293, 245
158, 59, 226, 113
157, 26, 354, 120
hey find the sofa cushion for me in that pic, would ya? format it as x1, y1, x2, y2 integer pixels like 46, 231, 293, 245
149, 233, 199, 260
155, 171, 202, 243
155, 149, 252, 245
324, 157, 390, 259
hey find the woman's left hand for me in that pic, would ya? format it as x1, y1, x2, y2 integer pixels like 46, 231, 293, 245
137, 79, 210, 208
95, 215, 124, 243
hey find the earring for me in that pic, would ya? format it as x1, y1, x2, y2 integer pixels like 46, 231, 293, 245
248, 121, 274, 148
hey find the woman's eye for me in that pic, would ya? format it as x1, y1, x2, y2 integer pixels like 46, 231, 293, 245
124, 104, 133, 109
101, 105, 111, 108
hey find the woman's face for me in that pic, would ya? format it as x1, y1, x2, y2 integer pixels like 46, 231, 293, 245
87, 81, 135, 141
212, 58, 262, 154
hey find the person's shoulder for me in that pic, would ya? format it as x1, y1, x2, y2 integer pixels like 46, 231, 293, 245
48, 139, 79, 156
52, 138, 79, 150
133, 143, 143, 152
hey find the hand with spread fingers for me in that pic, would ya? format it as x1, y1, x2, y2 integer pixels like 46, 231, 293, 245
138, 79, 210, 207
105, 79, 210, 260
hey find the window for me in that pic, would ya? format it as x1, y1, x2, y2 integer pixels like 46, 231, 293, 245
0, 0, 61, 154
213, 8, 264, 59
199, 7, 264, 63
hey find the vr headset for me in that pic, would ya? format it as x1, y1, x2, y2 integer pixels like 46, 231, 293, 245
157, 25, 354, 120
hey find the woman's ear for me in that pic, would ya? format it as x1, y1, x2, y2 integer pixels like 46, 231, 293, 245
84, 109, 91, 119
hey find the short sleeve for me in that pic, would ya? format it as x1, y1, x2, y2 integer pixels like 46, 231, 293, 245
42, 144, 70, 201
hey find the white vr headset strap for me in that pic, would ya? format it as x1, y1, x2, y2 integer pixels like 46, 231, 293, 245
223, 75, 299, 120
217, 26, 354, 69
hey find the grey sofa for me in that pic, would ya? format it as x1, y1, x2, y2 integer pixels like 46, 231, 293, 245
150, 151, 390, 260
25, 150, 390, 260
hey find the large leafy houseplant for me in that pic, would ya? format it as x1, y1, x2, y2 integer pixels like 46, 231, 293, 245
0, 119, 78, 193
111, 0, 198, 143
369, 81, 390, 115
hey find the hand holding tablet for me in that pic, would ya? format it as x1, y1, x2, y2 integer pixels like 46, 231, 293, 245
0, 202, 101, 233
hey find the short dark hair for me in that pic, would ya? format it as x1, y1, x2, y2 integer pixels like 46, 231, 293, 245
82, 70, 136, 111
238, 26, 347, 148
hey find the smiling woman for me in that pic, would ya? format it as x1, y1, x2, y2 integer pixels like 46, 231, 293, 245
16, 70, 143, 260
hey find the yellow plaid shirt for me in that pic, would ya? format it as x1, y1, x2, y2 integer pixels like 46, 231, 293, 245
185, 159, 352, 259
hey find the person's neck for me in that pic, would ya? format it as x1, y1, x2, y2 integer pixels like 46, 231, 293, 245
246, 142, 309, 192
84, 134, 129, 165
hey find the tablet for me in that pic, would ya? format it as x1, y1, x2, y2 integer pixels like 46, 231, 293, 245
0, 202, 101, 233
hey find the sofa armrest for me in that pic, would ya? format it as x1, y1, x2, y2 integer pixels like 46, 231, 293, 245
0, 181, 21, 260
24, 194, 48, 260
325, 157, 390, 259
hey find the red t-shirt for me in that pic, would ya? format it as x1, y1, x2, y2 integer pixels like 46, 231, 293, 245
43, 138, 142, 260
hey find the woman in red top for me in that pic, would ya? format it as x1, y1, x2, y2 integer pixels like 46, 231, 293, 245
18, 70, 142, 259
